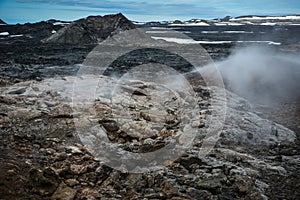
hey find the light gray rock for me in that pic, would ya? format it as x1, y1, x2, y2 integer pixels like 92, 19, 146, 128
220, 89, 296, 145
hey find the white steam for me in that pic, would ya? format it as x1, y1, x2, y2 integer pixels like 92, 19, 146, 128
200, 46, 300, 104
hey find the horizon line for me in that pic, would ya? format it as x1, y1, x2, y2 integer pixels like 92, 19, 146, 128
1, 12, 300, 25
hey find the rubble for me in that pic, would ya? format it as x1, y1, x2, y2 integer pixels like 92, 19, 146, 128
0, 76, 298, 199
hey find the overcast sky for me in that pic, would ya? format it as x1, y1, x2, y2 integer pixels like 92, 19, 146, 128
1, 0, 300, 24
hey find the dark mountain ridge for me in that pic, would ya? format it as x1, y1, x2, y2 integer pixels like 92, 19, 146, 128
43, 13, 135, 44
0, 19, 7, 25
0, 13, 135, 45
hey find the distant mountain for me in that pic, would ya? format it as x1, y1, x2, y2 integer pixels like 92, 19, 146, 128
44, 13, 135, 44
138, 21, 170, 27
1, 13, 299, 45
230, 15, 300, 25
0, 21, 66, 42
0, 19, 7, 25
137, 15, 300, 26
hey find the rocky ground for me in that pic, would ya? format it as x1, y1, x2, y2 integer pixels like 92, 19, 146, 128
0, 74, 299, 200
0, 14, 300, 200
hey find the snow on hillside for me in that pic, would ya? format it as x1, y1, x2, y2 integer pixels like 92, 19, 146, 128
137, 15, 300, 27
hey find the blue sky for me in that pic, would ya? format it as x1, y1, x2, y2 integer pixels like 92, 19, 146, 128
0, 0, 300, 24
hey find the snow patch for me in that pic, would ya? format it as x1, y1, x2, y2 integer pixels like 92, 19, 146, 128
132, 21, 145, 25
197, 41, 232, 44
151, 37, 281, 45
171, 22, 210, 26
214, 23, 228, 26
222, 31, 254, 34
236, 41, 281, 45
202, 31, 219, 34
151, 37, 232, 44
214, 22, 244, 26
260, 22, 277, 26
9, 34, 23, 38
231, 15, 300, 21
0, 32, 9, 36
53, 22, 70, 26
146, 31, 172, 34
151, 37, 199, 44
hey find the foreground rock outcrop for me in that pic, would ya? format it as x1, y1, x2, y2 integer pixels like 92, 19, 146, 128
0, 75, 298, 199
